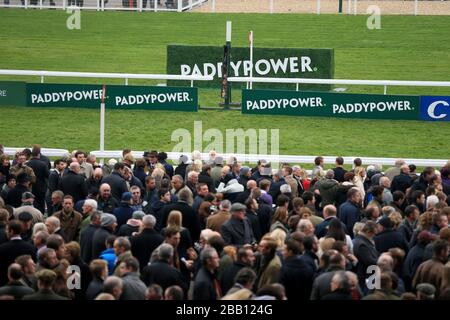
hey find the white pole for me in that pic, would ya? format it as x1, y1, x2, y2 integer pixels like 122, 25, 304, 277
211, 0, 215, 12
353, 0, 357, 15
177, 0, 181, 12
347, 0, 350, 14
249, 31, 253, 90
226, 21, 232, 42
100, 85, 106, 153
269, 0, 273, 13
39, 0, 42, 9
414, 0, 418, 16
317, 0, 320, 14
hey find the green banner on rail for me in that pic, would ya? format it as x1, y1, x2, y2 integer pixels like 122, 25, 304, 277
167, 45, 334, 91
242, 89, 420, 120
25, 83, 198, 111
0, 81, 26, 106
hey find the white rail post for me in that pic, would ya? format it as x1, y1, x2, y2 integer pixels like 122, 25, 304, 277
296, 83, 299, 91
353, 0, 357, 15
25, 0, 28, 9
139, 0, 142, 12
414, 0, 418, 16
269, 0, 273, 14
155, 0, 158, 12
189, 0, 192, 10
211, 0, 215, 12
63, 0, 66, 10
177, 0, 181, 11
40, 75, 44, 83
384, 85, 387, 95
102, 0, 105, 12
39, 0, 42, 9
125, 78, 128, 85
191, 79, 194, 87
348, 0, 350, 14
317, 0, 320, 14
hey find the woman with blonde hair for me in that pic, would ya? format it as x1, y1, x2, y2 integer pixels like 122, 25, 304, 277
353, 166, 366, 200
161, 210, 194, 261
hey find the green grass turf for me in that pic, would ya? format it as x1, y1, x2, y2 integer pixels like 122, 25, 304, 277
0, 9, 449, 159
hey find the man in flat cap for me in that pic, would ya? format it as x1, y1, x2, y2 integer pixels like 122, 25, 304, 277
220, 203, 255, 247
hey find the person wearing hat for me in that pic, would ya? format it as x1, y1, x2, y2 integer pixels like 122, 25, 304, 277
374, 216, 409, 255
220, 202, 255, 247
17, 211, 34, 242
112, 192, 134, 229
23, 269, 68, 300
210, 156, 224, 187
0, 173, 16, 201
237, 166, 252, 189
92, 213, 117, 259
416, 283, 436, 300
5, 172, 32, 209
13, 192, 44, 226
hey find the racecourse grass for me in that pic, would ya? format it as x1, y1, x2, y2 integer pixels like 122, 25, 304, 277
0, 9, 449, 159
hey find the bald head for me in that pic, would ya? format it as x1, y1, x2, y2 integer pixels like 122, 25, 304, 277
247, 180, 257, 190
323, 205, 337, 219
69, 162, 80, 173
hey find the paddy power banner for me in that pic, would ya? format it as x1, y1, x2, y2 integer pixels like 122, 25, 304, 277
25, 83, 198, 111
242, 89, 426, 120
166, 45, 334, 91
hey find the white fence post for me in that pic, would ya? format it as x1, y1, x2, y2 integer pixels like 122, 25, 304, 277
39, 0, 42, 9
189, 0, 192, 10
269, 0, 273, 14
211, 0, 215, 12
25, 0, 28, 9
354, 0, 357, 15
177, 0, 182, 11
63, 0, 66, 10
139, 0, 142, 12
348, 0, 350, 14
155, 0, 158, 12
40, 75, 44, 83
317, 0, 320, 14
414, 0, 418, 16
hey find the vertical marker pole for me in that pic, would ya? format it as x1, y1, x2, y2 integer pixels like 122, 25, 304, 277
249, 30, 254, 90
100, 84, 106, 153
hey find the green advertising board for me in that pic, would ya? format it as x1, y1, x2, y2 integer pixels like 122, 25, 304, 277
242, 89, 420, 120
0, 81, 26, 106
26, 83, 198, 111
167, 45, 334, 91
106, 84, 198, 111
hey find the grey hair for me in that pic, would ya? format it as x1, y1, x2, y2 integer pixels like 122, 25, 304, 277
84, 199, 98, 210
200, 247, 218, 266
159, 243, 174, 262
143, 214, 156, 228
280, 184, 292, 194
219, 200, 231, 210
